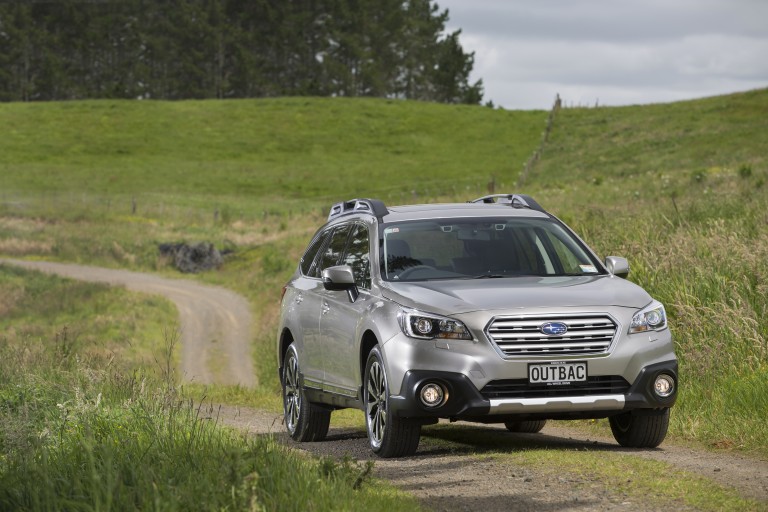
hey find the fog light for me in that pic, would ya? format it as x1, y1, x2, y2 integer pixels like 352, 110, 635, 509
420, 383, 446, 407
654, 374, 675, 398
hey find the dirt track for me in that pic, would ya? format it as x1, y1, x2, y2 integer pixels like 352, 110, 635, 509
1, 259, 255, 387
217, 404, 768, 510
5, 259, 768, 510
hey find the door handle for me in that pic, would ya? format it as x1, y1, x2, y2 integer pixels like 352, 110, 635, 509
321, 301, 330, 315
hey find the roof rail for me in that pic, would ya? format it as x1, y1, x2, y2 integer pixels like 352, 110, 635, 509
469, 194, 546, 213
328, 198, 389, 221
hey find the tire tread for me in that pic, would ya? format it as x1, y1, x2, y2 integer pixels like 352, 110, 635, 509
283, 344, 331, 443
609, 409, 669, 448
365, 346, 421, 458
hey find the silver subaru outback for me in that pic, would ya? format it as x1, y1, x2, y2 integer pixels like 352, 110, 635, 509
277, 195, 677, 457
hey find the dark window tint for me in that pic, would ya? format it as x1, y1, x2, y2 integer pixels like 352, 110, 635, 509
300, 230, 331, 276
315, 224, 353, 277
343, 224, 371, 289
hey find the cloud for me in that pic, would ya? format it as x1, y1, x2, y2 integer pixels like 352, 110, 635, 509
439, 0, 768, 108
442, 0, 768, 42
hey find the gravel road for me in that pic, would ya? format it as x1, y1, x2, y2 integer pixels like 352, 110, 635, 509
5, 259, 767, 511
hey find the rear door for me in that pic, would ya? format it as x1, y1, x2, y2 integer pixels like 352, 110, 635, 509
292, 229, 332, 388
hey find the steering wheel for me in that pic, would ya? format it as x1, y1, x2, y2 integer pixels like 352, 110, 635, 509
396, 265, 435, 279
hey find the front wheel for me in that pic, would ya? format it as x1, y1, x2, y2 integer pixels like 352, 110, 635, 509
364, 346, 420, 457
609, 409, 670, 448
282, 344, 330, 442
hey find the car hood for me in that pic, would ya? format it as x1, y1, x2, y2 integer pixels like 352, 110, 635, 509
380, 275, 651, 315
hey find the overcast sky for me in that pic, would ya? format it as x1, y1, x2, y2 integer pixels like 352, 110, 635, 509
438, 0, 768, 110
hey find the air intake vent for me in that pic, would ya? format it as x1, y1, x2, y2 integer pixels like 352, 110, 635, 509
481, 376, 630, 399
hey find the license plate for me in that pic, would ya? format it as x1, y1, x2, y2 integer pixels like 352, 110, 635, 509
528, 361, 587, 385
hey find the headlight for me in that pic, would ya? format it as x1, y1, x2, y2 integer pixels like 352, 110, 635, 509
629, 300, 667, 334
398, 308, 472, 340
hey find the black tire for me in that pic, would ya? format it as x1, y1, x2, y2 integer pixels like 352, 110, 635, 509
364, 346, 421, 458
609, 409, 670, 448
504, 419, 547, 433
282, 344, 331, 442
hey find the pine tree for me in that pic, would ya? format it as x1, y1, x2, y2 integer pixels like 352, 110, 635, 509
0, 0, 483, 104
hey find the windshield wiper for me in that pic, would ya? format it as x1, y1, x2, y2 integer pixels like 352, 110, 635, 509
472, 274, 506, 279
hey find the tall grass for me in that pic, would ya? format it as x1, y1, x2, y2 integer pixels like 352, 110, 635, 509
526, 91, 768, 451
0, 342, 407, 511
0, 268, 419, 511
625, 199, 767, 450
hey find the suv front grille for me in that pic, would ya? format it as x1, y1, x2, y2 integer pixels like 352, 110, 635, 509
486, 314, 617, 357
481, 376, 630, 400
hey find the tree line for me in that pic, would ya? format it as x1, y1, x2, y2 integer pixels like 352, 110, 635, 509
0, 0, 484, 104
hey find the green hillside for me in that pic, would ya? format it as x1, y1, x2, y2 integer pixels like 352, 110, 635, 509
536, 88, 768, 185
1, 89, 767, 463
0, 98, 544, 216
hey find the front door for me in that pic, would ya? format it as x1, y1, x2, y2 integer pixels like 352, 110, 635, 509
319, 223, 372, 397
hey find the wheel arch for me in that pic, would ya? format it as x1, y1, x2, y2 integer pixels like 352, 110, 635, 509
278, 328, 295, 371
360, 329, 379, 383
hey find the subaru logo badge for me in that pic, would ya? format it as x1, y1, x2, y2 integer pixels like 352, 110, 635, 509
540, 321, 568, 336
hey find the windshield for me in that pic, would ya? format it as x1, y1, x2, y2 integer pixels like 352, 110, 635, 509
380, 217, 603, 281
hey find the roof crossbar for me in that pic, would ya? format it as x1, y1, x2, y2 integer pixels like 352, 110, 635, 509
328, 198, 389, 221
469, 194, 546, 213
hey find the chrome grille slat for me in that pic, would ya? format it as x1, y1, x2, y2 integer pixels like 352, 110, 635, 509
490, 328, 615, 340
490, 319, 614, 329
486, 314, 617, 357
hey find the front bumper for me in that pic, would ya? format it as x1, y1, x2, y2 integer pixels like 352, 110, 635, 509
388, 360, 678, 421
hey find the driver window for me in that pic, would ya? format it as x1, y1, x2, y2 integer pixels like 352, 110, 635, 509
342, 224, 371, 289
313, 224, 352, 278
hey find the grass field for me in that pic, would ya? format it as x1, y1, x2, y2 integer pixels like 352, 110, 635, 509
1, 89, 767, 508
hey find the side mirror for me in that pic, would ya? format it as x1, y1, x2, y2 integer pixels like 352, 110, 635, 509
322, 265, 359, 301
604, 256, 630, 278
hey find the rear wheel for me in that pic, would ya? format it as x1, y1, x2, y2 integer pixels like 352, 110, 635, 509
282, 344, 330, 442
364, 346, 420, 457
504, 420, 547, 433
609, 409, 669, 448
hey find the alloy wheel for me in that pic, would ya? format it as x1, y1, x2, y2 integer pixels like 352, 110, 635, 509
283, 352, 301, 434
366, 360, 387, 448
